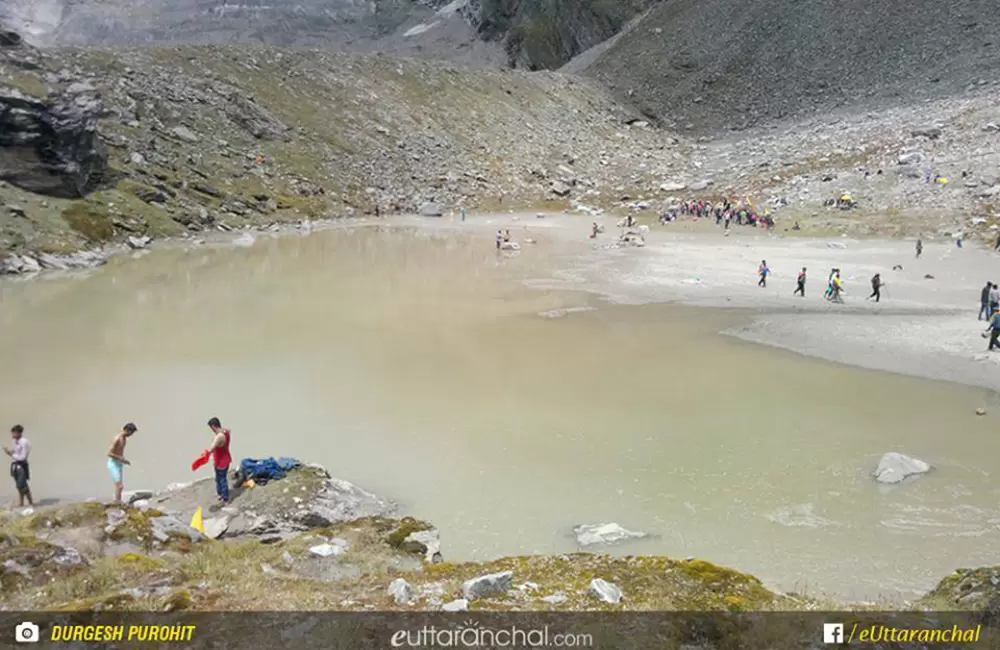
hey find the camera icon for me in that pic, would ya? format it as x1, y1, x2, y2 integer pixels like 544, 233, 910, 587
15, 622, 39, 643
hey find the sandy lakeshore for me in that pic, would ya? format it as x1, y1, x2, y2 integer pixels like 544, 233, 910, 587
467, 212, 1000, 394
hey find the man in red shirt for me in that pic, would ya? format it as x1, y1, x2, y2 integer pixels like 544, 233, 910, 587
206, 417, 232, 504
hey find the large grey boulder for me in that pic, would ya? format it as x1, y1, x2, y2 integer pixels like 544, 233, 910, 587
150, 513, 204, 543
874, 452, 931, 484
462, 571, 513, 601
550, 181, 571, 197
153, 464, 395, 541
574, 522, 647, 547
202, 516, 230, 540
659, 181, 687, 193
897, 151, 926, 166
169, 125, 200, 143
419, 202, 444, 217
0, 84, 107, 197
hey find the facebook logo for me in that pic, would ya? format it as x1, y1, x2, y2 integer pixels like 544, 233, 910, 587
823, 623, 845, 644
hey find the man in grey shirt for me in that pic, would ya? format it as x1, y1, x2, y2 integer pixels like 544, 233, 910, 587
4, 424, 32, 507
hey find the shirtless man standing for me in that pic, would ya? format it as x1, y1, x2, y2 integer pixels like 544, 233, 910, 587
107, 423, 137, 504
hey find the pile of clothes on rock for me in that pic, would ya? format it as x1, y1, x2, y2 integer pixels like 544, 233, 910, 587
233, 457, 302, 487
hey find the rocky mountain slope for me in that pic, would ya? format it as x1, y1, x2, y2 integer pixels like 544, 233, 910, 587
0, 32, 676, 258
2, 15, 1000, 269
584, 0, 1000, 131
0, 0, 654, 71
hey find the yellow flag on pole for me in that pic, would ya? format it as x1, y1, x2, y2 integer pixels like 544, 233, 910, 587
190, 506, 206, 534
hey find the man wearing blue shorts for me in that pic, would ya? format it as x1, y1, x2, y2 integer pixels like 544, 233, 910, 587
107, 422, 137, 504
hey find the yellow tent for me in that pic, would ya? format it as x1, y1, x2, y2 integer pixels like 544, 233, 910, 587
840, 194, 852, 202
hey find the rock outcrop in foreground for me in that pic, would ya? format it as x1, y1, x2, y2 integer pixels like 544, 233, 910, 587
0, 463, 788, 612
2, 462, 998, 616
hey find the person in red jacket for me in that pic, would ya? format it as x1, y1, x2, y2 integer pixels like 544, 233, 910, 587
205, 417, 232, 504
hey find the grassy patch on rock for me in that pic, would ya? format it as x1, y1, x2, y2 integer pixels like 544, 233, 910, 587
61, 201, 115, 243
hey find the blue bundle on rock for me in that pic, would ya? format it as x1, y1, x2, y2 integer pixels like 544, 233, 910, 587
238, 457, 302, 485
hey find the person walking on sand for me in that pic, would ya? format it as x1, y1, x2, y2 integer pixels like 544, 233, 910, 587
495, 229, 503, 250
204, 418, 232, 505
980, 282, 993, 321
991, 282, 1000, 317
4, 425, 32, 508
985, 308, 1000, 351
829, 270, 845, 303
758, 260, 770, 287
794, 267, 807, 297
868, 273, 883, 303
916, 238, 923, 259
107, 423, 137, 504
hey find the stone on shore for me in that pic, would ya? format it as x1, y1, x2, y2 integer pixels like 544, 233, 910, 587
121, 490, 154, 505
202, 516, 230, 540
574, 523, 647, 547
389, 578, 414, 605
874, 452, 931, 484
402, 529, 442, 563
541, 591, 568, 605
589, 578, 623, 604
462, 570, 513, 601
442, 598, 469, 612
126, 235, 151, 250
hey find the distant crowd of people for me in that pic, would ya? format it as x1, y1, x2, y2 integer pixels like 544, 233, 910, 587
676, 199, 776, 231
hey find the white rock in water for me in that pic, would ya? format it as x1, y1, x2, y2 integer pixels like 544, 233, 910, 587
442, 598, 468, 612
574, 523, 647, 546
309, 543, 345, 558
462, 571, 513, 600
388, 578, 413, 605
874, 452, 931, 484
589, 578, 623, 604
233, 233, 256, 247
